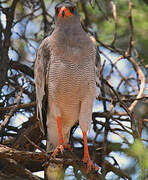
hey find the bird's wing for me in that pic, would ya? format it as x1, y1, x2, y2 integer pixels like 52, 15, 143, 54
34, 37, 50, 135
90, 36, 101, 84
95, 48, 101, 84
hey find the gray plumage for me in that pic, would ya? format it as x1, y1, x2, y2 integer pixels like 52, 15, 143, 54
34, 1, 100, 179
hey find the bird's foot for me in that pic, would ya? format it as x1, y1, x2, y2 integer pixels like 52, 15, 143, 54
52, 144, 73, 159
82, 156, 99, 173
53, 144, 64, 159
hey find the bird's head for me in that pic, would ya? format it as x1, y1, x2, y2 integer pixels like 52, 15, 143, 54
54, 1, 80, 25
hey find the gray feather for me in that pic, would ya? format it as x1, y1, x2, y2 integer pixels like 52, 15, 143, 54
34, 2, 100, 179
34, 37, 50, 134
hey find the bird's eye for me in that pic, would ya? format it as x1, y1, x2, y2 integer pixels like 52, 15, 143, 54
55, 7, 59, 15
69, 6, 75, 13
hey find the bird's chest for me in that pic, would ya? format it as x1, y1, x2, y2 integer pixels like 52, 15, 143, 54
48, 60, 96, 101
48, 40, 97, 101
49, 59, 93, 86
51, 41, 90, 64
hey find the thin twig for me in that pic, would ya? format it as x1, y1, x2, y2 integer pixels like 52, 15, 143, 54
128, 56, 146, 112
127, 0, 134, 55
110, 1, 118, 47
0, 88, 23, 132
24, 135, 46, 153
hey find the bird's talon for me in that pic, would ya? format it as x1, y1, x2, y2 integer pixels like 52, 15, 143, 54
82, 157, 99, 173
52, 144, 73, 159
52, 144, 64, 159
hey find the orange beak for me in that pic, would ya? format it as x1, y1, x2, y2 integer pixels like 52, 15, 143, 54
58, 6, 73, 18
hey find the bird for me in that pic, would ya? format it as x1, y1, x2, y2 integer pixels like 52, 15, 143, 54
34, 1, 100, 179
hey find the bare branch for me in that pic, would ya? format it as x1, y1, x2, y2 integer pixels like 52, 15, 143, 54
127, 0, 134, 55
0, 88, 23, 132
110, 1, 118, 46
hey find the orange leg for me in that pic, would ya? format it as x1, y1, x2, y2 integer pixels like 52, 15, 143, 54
53, 116, 72, 158
82, 131, 99, 173
57, 116, 64, 144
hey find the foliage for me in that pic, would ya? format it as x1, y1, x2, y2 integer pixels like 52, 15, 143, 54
127, 139, 148, 180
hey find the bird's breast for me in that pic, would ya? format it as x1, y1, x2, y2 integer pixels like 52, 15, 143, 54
48, 57, 96, 101
52, 46, 86, 64
48, 37, 97, 105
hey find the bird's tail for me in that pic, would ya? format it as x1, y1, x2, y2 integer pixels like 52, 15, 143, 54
45, 137, 65, 180
45, 163, 65, 180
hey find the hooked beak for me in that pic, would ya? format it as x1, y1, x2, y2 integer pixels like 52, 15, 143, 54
58, 6, 73, 18
62, 10, 65, 17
